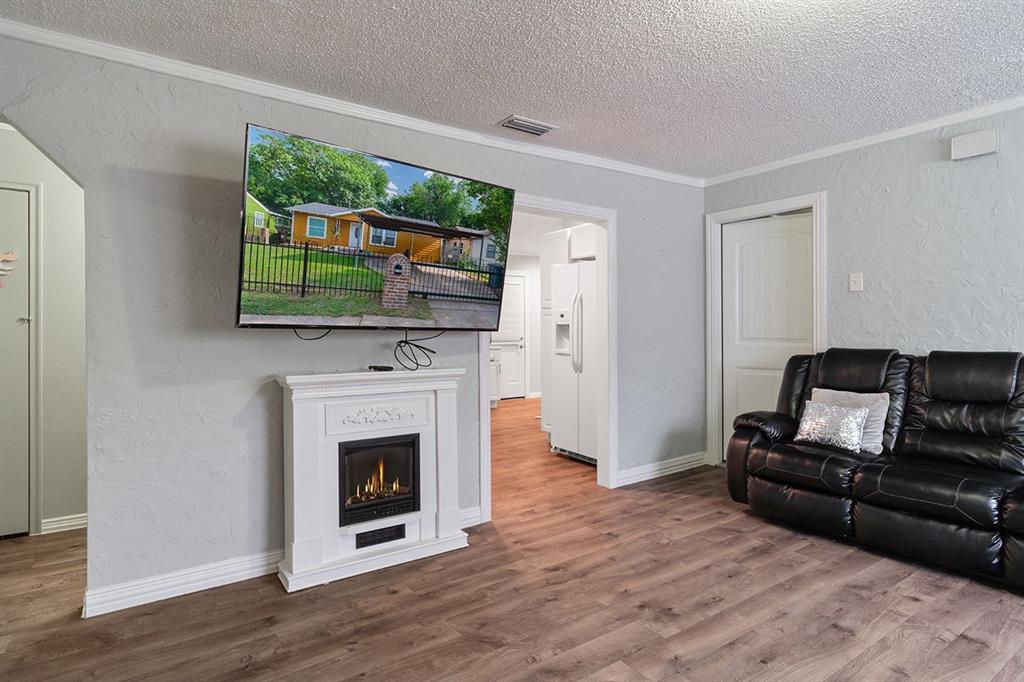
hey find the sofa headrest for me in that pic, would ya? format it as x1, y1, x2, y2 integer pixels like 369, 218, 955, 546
926, 351, 1022, 403
817, 348, 898, 392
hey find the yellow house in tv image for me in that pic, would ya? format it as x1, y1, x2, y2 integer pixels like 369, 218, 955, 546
287, 202, 488, 263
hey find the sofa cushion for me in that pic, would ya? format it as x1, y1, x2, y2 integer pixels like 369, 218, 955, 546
852, 457, 1024, 529
798, 349, 911, 454
926, 351, 1022, 403
817, 348, 898, 393
900, 353, 1024, 473
776, 354, 815, 419
749, 440, 880, 496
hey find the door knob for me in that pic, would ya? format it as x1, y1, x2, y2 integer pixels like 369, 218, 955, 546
16, 316, 32, 324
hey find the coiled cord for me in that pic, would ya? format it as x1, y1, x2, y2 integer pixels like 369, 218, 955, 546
394, 329, 445, 370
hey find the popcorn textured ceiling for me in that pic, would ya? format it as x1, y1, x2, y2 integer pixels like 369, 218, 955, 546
0, 0, 1021, 177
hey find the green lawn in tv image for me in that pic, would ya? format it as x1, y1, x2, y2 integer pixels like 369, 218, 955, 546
238, 124, 513, 329
243, 242, 383, 290
241, 292, 433, 320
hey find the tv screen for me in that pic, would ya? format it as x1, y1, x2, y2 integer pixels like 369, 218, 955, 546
236, 124, 515, 331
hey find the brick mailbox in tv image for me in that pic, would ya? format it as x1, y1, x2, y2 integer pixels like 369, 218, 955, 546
236, 124, 514, 331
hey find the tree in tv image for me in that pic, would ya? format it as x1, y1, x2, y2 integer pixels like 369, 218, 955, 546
238, 125, 514, 330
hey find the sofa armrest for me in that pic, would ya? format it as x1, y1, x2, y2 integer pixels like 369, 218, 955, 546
727, 428, 761, 503
726, 412, 797, 504
733, 411, 798, 442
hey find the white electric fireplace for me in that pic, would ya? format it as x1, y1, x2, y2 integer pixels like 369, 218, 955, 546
276, 368, 468, 592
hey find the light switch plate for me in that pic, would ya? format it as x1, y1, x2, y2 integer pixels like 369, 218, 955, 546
849, 272, 864, 292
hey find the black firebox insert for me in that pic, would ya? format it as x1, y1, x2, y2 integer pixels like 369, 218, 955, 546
339, 434, 419, 527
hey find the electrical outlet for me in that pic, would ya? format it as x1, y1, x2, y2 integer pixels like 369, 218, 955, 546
849, 272, 864, 292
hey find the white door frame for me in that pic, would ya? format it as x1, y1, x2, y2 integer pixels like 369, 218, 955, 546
0, 179, 42, 535
705, 191, 828, 466
476, 193, 618, 524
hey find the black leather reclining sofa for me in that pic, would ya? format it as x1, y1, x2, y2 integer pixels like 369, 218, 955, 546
727, 347, 1024, 587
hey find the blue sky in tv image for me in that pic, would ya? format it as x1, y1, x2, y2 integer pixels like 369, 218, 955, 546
247, 125, 468, 199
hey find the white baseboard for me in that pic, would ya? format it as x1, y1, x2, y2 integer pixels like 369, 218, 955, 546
526, 391, 542, 399
615, 451, 707, 487
82, 549, 284, 618
83, 504, 488, 617
460, 506, 484, 528
40, 513, 87, 534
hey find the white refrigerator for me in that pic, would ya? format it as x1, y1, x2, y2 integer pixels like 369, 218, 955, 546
542, 224, 605, 463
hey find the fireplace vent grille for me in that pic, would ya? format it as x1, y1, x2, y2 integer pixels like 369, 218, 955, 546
356, 524, 406, 549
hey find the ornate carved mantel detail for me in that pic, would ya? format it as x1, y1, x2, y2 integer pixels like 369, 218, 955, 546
341, 405, 415, 425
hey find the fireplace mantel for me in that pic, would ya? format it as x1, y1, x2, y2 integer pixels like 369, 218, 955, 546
277, 368, 468, 592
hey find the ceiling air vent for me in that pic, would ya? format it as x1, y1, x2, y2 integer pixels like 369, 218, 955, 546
497, 115, 556, 137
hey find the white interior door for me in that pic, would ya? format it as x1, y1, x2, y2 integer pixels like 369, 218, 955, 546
492, 274, 526, 399
722, 213, 813, 459
1, 188, 30, 536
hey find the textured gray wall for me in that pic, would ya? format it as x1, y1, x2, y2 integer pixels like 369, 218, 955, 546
0, 39, 704, 588
706, 108, 1024, 355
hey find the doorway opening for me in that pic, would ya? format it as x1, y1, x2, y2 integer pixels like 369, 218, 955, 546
705, 192, 827, 465
480, 194, 615, 524
0, 120, 87, 572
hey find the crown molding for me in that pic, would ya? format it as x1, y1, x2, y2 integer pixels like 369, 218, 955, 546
704, 95, 1024, 187
0, 18, 704, 188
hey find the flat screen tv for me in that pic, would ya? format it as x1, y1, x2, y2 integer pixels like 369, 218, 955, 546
236, 124, 515, 331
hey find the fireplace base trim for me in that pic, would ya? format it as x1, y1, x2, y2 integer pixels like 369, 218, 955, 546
278, 531, 467, 592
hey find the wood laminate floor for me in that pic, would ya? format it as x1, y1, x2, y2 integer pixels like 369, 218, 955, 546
4, 397, 1024, 680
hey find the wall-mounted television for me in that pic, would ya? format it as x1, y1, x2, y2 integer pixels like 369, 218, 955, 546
235, 124, 515, 331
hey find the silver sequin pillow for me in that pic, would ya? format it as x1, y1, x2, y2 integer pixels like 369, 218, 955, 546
794, 401, 870, 452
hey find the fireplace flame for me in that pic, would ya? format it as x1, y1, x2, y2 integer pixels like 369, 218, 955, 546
346, 455, 410, 507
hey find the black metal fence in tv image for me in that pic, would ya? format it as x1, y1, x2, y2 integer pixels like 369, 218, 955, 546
240, 238, 504, 323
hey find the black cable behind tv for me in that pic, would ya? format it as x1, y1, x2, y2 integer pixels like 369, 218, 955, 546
290, 327, 443, 372
394, 330, 445, 371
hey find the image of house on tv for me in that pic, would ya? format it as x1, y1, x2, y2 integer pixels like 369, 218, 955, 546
238, 125, 513, 329
288, 203, 499, 268
243, 192, 290, 242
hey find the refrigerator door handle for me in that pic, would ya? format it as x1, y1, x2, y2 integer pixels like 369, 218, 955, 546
576, 291, 583, 374
573, 286, 581, 372
571, 290, 583, 374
